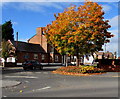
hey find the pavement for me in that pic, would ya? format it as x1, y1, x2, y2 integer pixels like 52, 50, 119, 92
1, 66, 119, 97
0, 80, 21, 88
0, 66, 119, 89
0, 66, 22, 88
1, 66, 62, 88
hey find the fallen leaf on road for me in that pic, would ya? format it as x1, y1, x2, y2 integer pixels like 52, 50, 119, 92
19, 90, 23, 93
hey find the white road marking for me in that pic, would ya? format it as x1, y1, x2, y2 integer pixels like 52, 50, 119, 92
25, 81, 29, 83
3, 96, 7, 97
38, 86, 51, 90
36, 72, 41, 74
5, 76, 38, 79
43, 72, 48, 74
33, 86, 51, 92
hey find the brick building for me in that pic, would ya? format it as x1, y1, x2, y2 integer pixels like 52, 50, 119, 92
8, 27, 62, 64
94, 51, 114, 59
10, 40, 45, 64
2, 27, 63, 66
27, 27, 62, 63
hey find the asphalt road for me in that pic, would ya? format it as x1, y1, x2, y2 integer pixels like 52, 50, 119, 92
2, 66, 119, 97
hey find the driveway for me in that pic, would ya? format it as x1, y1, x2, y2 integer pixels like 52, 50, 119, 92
1, 66, 119, 97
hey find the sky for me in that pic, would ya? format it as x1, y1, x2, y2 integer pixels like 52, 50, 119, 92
1, 0, 119, 57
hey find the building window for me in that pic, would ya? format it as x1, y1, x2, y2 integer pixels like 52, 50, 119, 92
34, 54, 38, 59
55, 55, 59, 62
42, 54, 45, 60
24, 53, 29, 59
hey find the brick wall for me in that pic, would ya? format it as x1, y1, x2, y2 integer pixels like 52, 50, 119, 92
98, 59, 120, 72
41, 35, 47, 52
16, 51, 41, 63
28, 27, 62, 63
28, 28, 41, 44
28, 27, 48, 52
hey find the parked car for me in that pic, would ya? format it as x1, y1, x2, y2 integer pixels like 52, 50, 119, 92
22, 60, 43, 70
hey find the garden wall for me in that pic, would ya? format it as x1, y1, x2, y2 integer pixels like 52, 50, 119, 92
97, 59, 120, 72
4, 62, 17, 67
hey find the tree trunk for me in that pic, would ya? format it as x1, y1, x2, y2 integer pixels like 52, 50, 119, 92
91, 53, 95, 65
65, 54, 68, 67
73, 56, 75, 65
63, 55, 66, 66
70, 55, 72, 64
62, 55, 64, 64
82, 55, 84, 65
76, 53, 79, 66
62, 55, 66, 66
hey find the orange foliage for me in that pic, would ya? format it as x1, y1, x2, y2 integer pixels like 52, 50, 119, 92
44, 0, 114, 55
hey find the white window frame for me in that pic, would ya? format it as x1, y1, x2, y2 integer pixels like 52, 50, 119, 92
42, 54, 45, 60
34, 54, 38, 59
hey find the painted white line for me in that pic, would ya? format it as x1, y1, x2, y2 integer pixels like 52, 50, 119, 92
43, 72, 48, 74
25, 81, 29, 83
36, 72, 41, 74
3, 96, 7, 97
35, 86, 51, 91
5, 76, 38, 79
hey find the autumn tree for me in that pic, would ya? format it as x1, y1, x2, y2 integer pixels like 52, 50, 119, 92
44, 1, 114, 66
1, 40, 15, 67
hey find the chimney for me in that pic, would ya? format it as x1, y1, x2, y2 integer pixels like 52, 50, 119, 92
16, 32, 18, 41
36, 27, 44, 45
36, 27, 43, 36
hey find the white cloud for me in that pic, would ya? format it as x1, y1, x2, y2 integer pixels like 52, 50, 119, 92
109, 15, 119, 28
18, 3, 44, 12
36, 2, 63, 10
102, 5, 111, 12
102, 29, 118, 54
106, 42, 118, 53
12, 21, 18, 25
2, 2, 64, 12
102, 38, 118, 54
109, 29, 118, 37
2, 0, 120, 2
2, 1, 119, 13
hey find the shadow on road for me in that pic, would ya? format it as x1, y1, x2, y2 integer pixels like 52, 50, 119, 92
42, 68, 56, 71
2, 66, 61, 74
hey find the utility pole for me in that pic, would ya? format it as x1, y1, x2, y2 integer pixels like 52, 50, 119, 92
16, 32, 18, 65
16, 32, 18, 49
16, 32, 18, 41
104, 43, 106, 53
114, 52, 117, 59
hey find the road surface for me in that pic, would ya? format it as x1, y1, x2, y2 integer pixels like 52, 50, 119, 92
1, 66, 119, 97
